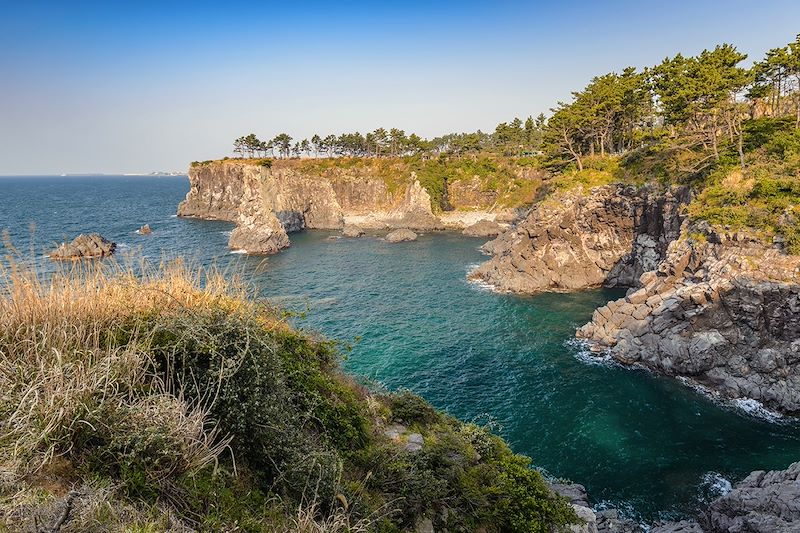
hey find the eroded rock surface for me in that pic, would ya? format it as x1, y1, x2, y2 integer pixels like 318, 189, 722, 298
470, 185, 688, 293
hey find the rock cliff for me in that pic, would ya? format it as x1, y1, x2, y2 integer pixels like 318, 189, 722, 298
577, 224, 800, 415
178, 161, 505, 253
470, 184, 688, 293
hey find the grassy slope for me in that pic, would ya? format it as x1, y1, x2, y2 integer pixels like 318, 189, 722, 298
0, 260, 576, 532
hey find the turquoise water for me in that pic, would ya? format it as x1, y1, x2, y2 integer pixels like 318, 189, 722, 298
2, 175, 799, 522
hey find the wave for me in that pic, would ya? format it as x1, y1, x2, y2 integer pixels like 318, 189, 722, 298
698, 471, 732, 502
566, 338, 624, 368
676, 377, 784, 422
229, 249, 247, 255
465, 263, 505, 293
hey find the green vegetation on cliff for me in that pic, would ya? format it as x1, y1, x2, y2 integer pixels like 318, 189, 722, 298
0, 260, 576, 532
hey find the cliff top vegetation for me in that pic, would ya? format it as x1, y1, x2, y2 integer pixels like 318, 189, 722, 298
195, 35, 800, 250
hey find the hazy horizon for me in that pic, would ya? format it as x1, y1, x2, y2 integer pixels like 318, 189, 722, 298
3, 0, 800, 175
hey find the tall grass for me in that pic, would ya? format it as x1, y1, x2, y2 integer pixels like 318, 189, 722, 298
0, 258, 235, 479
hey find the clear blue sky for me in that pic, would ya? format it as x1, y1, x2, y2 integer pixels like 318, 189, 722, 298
2, 0, 798, 174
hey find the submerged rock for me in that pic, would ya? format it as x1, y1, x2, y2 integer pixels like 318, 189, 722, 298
385, 229, 418, 243
462, 219, 502, 237
49, 233, 116, 260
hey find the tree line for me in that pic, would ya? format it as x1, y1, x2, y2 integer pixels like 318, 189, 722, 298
231, 35, 799, 174
232, 116, 547, 160
546, 35, 800, 172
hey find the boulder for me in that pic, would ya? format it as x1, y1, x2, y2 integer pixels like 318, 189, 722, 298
49, 234, 116, 260
463, 219, 503, 237
342, 225, 365, 238
386, 229, 418, 243
137, 224, 152, 235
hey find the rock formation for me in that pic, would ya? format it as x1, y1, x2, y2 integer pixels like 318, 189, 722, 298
49, 234, 116, 260
137, 224, 152, 235
577, 224, 800, 415
462, 219, 502, 237
385, 229, 418, 243
342, 225, 365, 238
470, 184, 688, 293
555, 461, 800, 532
179, 162, 453, 254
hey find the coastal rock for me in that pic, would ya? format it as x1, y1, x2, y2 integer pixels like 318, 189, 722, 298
699, 461, 800, 532
386, 178, 444, 230
469, 184, 688, 293
550, 483, 643, 533
137, 224, 152, 235
462, 219, 503, 237
577, 227, 800, 415
49, 234, 116, 260
178, 162, 456, 253
227, 168, 290, 254
385, 229, 418, 243
342, 225, 365, 238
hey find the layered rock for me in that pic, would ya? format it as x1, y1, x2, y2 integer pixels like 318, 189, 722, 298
577, 225, 800, 415
49, 234, 116, 260
470, 184, 688, 293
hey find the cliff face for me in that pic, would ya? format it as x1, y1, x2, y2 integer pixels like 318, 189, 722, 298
178, 162, 454, 253
577, 225, 800, 415
470, 184, 688, 293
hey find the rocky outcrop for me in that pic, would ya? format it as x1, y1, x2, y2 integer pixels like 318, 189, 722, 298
556, 461, 800, 532
385, 229, 418, 243
698, 461, 800, 532
470, 185, 688, 293
49, 234, 116, 260
463, 219, 502, 237
342, 225, 365, 238
577, 225, 800, 415
179, 162, 450, 253
137, 224, 152, 235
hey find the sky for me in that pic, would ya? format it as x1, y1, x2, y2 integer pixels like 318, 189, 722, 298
2, 0, 799, 175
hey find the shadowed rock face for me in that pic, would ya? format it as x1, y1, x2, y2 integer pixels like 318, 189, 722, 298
178, 162, 444, 254
577, 226, 800, 415
470, 184, 688, 293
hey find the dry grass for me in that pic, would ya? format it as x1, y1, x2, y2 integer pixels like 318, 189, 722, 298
0, 258, 239, 481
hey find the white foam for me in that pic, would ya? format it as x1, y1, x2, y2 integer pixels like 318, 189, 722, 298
732, 398, 783, 422
170, 214, 177, 218
220, 230, 232, 237
699, 471, 732, 500
465, 263, 505, 293
229, 249, 247, 255
566, 338, 621, 368
676, 377, 784, 422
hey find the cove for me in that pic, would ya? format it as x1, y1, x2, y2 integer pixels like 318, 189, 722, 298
2, 175, 800, 523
